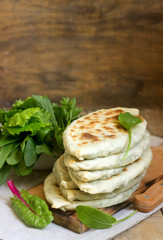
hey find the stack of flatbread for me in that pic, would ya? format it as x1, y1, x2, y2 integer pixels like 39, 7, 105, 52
44, 107, 152, 211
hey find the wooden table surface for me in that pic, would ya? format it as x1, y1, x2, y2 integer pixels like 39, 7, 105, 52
113, 209, 163, 240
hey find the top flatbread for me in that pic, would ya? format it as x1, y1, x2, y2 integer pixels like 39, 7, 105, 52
63, 107, 147, 160
64, 130, 150, 171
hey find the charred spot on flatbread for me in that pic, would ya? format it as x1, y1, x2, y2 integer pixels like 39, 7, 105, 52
80, 133, 100, 142
123, 167, 127, 172
79, 125, 85, 130
105, 134, 115, 138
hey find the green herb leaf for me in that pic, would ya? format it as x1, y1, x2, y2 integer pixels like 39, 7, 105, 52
24, 138, 38, 166
36, 143, 53, 155
118, 112, 142, 130
0, 136, 19, 147
35, 126, 52, 144
118, 112, 142, 161
76, 205, 137, 229
7, 108, 40, 127
20, 135, 30, 152
32, 95, 58, 127
13, 159, 34, 176
0, 109, 5, 123
3, 108, 52, 136
5, 122, 50, 136
12, 97, 37, 109
8, 179, 54, 229
0, 163, 12, 185
76, 205, 116, 229
0, 142, 19, 169
6, 147, 23, 165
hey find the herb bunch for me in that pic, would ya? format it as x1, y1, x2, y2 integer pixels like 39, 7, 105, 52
0, 95, 82, 185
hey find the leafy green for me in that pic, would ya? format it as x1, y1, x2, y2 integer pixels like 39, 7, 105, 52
76, 205, 137, 229
0, 136, 19, 147
0, 95, 82, 185
24, 138, 38, 166
0, 163, 12, 185
5, 122, 50, 136
118, 112, 142, 161
36, 143, 53, 155
8, 179, 54, 229
35, 126, 52, 144
76, 205, 116, 229
20, 135, 30, 152
53, 97, 82, 128
7, 108, 40, 127
4, 109, 22, 125
3, 108, 52, 136
0, 142, 19, 169
13, 159, 34, 176
118, 112, 142, 130
0, 109, 5, 123
12, 97, 37, 109
32, 95, 57, 127
6, 147, 23, 165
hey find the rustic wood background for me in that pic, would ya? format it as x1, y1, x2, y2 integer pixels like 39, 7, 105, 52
0, 0, 163, 136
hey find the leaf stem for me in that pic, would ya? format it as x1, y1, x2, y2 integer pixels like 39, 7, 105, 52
7, 179, 34, 213
115, 210, 137, 224
122, 127, 131, 161
8, 179, 29, 208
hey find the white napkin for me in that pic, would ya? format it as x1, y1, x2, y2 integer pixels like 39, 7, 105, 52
0, 136, 162, 240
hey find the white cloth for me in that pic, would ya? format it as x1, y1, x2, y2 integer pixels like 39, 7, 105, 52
0, 135, 162, 240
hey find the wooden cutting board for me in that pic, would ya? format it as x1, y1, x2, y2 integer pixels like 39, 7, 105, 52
28, 146, 163, 233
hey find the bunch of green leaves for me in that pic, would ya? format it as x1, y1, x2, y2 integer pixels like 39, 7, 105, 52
8, 179, 53, 229
76, 205, 137, 229
118, 112, 142, 161
0, 95, 82, 185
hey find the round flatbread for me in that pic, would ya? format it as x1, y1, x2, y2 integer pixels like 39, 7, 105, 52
64, 131, 150, 171
63, 107, 147, 160
70, 166, 124, 182
60, 171, 146, 201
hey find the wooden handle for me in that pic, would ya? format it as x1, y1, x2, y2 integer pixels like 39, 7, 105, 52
133, 179, 163, 212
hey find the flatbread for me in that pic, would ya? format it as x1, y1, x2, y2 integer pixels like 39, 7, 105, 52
59, 171, 146, 201
67, 147, 152, 194
63, 107, 147, 160
70, 166, 124, 182
64, 131, 150, 171
43, 172, 139, 211
53, 155, 77, 189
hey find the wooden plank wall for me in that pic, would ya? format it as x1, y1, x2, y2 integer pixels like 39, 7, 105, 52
0, 0, 163, 135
